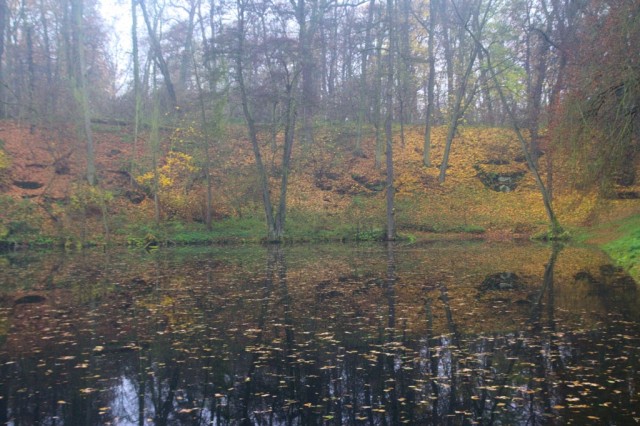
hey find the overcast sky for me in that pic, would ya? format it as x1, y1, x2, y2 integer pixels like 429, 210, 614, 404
99, 0, 133, 92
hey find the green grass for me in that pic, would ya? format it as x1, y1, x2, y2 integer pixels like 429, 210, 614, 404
123, 216, 268, 246
117, 204, 492, 247
601, 215, 640, 281
574, 214, 640, 281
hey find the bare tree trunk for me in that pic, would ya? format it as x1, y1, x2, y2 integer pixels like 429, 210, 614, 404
192, 44, 214, 230
179, 2, 197, 93
39, 0, 53, 116
139, 0, 178, 109
26, 23, 35, 128
373, 32, 384, 168
465, 20, 563, 237
235, 0, 277, 240
274, 80, 297, 238
150, 82, 161, 225
439, 0, 489, 183
439, 45, 478, 183
131, 0, 141, 185
355, 0, 376, 156
385, 0, 396, 241
296, 0, 325, 146
440, 0, 454, 110
423, 0, 437, 166
71, 0, 96, 186
528, 29, 549, 166
477, 48, 494, 125
0, 0, 6, 118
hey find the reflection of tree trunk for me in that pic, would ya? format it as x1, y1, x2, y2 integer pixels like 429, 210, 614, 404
484, 245, 560, 423
384, 242, 399, 424
532, 244, 560, 421
154, 366, 180, 426
438, 284, 460, 415
0, 364, 7, 425
438, 285, 460, 346
137, 353, 147, 426
239, 247, 277, 423
530, 244, 560, 328
425, 297, 439, 420
273, 246, 294, 413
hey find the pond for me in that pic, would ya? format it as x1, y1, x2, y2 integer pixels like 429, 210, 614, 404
0, 241, 639, 425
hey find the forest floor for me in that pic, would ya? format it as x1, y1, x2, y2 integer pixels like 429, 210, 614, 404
0, 118, 638, 270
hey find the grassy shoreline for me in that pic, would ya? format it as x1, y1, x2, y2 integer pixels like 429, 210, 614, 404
575, 214, 640, 282
2, 215, 638, 286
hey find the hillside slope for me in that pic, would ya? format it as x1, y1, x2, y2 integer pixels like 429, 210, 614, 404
0, 119, 638, 245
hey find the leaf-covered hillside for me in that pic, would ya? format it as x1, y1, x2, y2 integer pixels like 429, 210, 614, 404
0, 119, 638, 246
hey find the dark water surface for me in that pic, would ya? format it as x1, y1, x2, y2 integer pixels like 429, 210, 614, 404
1, 242, 639, 425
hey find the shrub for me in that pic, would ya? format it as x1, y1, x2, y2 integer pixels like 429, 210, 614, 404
0, 146, 11, 188
0, 196, 44, 243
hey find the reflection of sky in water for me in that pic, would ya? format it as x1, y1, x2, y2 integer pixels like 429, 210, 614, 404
110, 376, 141, 425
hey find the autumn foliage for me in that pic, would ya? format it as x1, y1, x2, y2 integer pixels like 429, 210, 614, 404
0, 115, 636, 246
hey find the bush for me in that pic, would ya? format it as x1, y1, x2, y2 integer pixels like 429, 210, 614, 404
0, 196, 45, 244
0, 145, 11, 188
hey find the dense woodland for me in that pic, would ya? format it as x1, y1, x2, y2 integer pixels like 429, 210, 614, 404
0, 0, 638, 245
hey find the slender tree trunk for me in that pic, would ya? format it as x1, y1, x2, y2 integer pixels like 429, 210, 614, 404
139, 0, 178, 109
423, 0, 437, 166
26, 23, 35, 127
373, 33, 384, 168
0, 0, 6, 118
439, 0, 490, 183
179, 3, 197, 92
131, 0, 141, 185
355, 0, 376, 155
235, 0, 277, 240
440, 0, 454, 111
275, 81, 297, 239
467, 27, 563, 236
192, 45, 214, 230
150, 89, 161, 225
528, 31, 549, 166
71, 0, 96, 186
39, 0, 53, 116
296, 0, 319, 146
477, 48, 494, 125
439, 45, 478, 183
385, 0, 396, 241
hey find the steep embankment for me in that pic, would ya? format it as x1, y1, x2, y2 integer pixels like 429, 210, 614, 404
0, 119, 638, 248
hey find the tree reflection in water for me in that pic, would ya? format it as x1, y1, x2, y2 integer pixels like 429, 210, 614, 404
0, 242, 639, 424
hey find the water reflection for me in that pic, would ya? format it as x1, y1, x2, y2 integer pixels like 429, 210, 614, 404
0, 242, 639, 424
